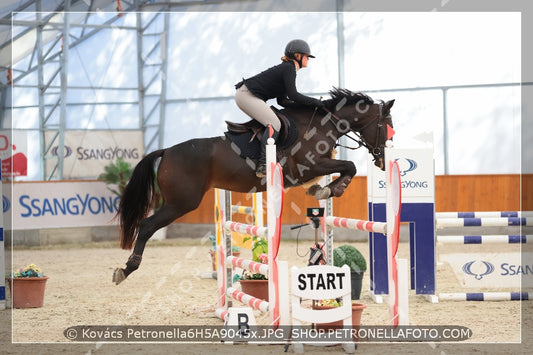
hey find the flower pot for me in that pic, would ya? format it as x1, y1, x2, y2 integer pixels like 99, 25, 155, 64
350, 302, 366, 329
350, 271, 364, 300
239, 279, 268, 300
314, 302, 367, 337
8, 276, 49, 308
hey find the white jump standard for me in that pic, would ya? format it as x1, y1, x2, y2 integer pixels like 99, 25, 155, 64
215, 140, 289, 327
324, 147, 408, 324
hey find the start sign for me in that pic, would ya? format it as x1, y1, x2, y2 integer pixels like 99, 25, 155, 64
297, 272, 347, 291
292, 265, 351, 300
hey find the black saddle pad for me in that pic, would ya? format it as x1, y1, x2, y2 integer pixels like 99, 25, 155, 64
224, 115, 298, 160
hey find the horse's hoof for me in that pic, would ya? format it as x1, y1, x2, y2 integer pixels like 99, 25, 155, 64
314, 187, 331, 200
332, 177, 351, 197
113, 268, 126, 285
306, 184, 321, 196
332, 185, 346, 197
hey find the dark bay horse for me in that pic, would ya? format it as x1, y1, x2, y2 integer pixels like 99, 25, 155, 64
113, 88, 394, 284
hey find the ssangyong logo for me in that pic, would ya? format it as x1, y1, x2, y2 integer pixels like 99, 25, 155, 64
50, 145, 139, 161
394, 158, 417, 176
377, 155, 429, 189
462, 260, 495, 280
51, 145, 73, 158
2, 195, 9, 213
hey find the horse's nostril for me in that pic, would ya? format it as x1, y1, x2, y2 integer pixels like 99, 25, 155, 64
374, 158, 384, 171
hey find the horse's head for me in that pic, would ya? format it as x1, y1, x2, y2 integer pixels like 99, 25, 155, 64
325, 88, 395, 171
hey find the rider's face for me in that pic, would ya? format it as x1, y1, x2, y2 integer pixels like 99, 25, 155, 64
301, 54, 309, 68
295, 53, 309, 69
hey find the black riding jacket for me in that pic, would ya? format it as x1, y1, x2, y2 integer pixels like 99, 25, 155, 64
236, 61, 321, 107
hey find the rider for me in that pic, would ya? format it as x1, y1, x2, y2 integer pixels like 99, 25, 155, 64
235, 39, 324, 178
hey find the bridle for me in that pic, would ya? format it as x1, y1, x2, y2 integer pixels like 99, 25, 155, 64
322, 102, 388, 161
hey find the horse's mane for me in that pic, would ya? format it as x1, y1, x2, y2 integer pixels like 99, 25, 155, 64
324, 88, 374, 110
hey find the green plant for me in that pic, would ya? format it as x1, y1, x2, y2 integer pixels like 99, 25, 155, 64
237, 236, 269, 281
11, 263, 45, 278
98, 157, 133, 197
251, 238, 268, 262
232, 246, 241, 253
333, 244, 367, 273
242, 272, 267, 280
242, 236, 268, 263
316, 299, 342, 307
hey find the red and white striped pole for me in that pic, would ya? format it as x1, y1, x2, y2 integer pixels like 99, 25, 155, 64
386, 153, 408, 326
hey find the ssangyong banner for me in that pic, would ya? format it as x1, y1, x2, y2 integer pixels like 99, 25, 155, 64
368, 147, 435, 204
0, 130, 28, 177
440, 252, 533, 288
4, 181, 119, 230
44, 130, 144, 178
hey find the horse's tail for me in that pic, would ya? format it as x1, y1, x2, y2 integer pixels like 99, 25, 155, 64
118, 149, 165, 250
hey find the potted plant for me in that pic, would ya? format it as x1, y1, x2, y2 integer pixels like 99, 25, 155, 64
313, 298, 367, 338
98, 157, 133, 199
333, 244, 367, 300
235, 236, 269, 300
7, 264, 49, 308
99, 158, 165, 239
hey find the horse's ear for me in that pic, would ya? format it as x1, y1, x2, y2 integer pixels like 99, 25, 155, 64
384, 99, 395, 113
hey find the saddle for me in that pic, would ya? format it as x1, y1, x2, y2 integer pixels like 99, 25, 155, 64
224, 107, 298, 159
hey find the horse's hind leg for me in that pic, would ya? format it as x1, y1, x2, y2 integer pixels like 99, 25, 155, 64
113, 205, 182, 285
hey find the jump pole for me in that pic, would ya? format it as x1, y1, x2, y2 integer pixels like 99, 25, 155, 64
436, 217, 532, 228
437, 235, 530, 244
436, 211, 533, 218
439, 292, 533, 301
225, 190, 263, 248
367, 144, 531, 303
436, 212, 532, 301
212, 182, 263, 277
399, 147, 531, 302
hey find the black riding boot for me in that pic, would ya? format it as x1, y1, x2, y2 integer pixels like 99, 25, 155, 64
256, 128, 279, 178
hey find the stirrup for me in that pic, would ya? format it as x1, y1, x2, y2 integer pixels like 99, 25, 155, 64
255, 163, 267, 178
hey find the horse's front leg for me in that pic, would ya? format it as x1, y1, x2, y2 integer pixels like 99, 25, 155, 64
305, 159, 357, 200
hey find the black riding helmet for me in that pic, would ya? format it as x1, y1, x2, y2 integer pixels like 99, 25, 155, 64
284, 39, 315, 67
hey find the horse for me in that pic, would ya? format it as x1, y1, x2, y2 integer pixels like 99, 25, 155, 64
112, 88, 394, 284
